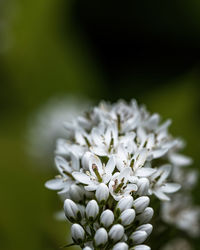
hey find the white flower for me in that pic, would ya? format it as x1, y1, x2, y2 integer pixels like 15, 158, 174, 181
109, 167, 137, 200
94, 228, 108, 247
149, 164, 181, 201
72, 154, 115, 191
45, 155, 79, 198
100, 209, 114, 228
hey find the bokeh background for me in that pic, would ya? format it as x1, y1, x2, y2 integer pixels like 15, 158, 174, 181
0, 1, 200, 249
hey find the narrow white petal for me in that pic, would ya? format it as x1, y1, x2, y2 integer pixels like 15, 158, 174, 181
136, 168, 156, 177
161, 183, 181, 193
151, 148, 168, 159
169, 153, 193, 166
72, 172, 93, 185
45, 179, 65, 190
106, 155, 116, 175
55, 156, 71, 174
154, 189, 170, 201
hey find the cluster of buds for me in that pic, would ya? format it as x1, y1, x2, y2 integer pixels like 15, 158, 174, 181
64, 191, 152, 249
45, 100, 190, 249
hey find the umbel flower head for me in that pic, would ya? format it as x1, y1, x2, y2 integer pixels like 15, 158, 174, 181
45, 99, 192, 249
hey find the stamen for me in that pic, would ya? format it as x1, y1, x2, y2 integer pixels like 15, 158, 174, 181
115, 177, 125, 193
92, 164, 102, 182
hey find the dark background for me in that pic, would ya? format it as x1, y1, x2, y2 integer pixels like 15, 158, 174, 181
0, 0, 200, 249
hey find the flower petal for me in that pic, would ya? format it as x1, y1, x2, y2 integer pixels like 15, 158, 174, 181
72, 172, 93, 185
106, 155, 116, 175
161, 183, 181, 193
55, 156, 71, 174
136, 168, 156, 177
154, 189, 170, 201
169, 153, 193, 167
45, 179, 65, 190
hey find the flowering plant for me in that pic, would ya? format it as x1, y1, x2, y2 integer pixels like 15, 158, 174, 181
45, 100, 198, 250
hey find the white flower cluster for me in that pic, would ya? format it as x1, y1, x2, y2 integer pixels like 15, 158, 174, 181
45, 99, 186, 249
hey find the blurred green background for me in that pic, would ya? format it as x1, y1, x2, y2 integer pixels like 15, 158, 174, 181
0, 1, 200, 249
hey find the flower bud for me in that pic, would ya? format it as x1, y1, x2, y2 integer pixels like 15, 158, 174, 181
119, 209, 135, 226
69, 184, 84, 202
129, 230, 147, 245
100, 209, 114, 228
95, 183, 109, 204
94, 228, 108, 247
109, 224, 124, 242
86, 200, 99, 221
113, 242, 129, 250
133, 196, 150, 214
71, 223, 85, 244
116, 195, 133, 214
136, 178, 149, 196
137, 207, 154, 224
64, 199, 81, 222
133, 245, 150, 250
83, 247, 92, 250
82, 152, 93, 170
136, 224, 153, 236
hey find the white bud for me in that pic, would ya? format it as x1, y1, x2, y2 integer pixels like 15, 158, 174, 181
113, 242, 129, 250
133, 196, 150, 214
137, 207, 154, 224
129, 230, 147, 245
71, 223, 85, 244
82, 152, 93, 170
133, 245, 150, 250
64, 199, 81, 222
83, 247, 92, 250
100, 209, 114, 228
136, 224, 153, 236
119, 209, 135, 226
109, 224, 124, 242
86, 200, 99, 220
116, 195, 133, 213
137, 178, 149, 196
94, 228, 108, 247
95, 183, 109, 203
69, 184, 84, 202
